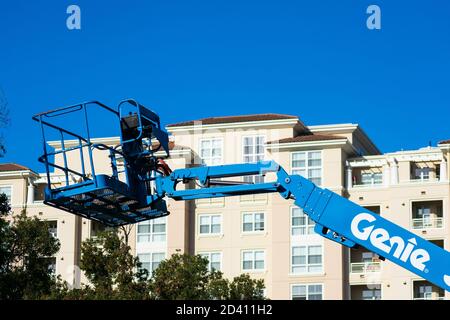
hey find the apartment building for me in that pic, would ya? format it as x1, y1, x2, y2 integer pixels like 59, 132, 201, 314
1, 114, 449, 300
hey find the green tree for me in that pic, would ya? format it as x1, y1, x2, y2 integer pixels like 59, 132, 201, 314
0, 196, 61, 299
150, 252, 266, 300
60, 228, 151, 299
150, 253, 211, 299
228, 274, 265, 300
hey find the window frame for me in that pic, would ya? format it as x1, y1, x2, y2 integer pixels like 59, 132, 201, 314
136, 216, 167, 243
291, 207, 316, 236
199, 251, 223, 272
0, 184, 13, 205
290, 283, 324, 300
138, 251, 166, 276
241, 249, 266, 272
290, 244, 324, 275
242, 135, 266, 183
241, 212, 265, 234
290, 150, 323, 186
198, 214, 222, 236
361, 172, 383, 186
199, 138, 224, 166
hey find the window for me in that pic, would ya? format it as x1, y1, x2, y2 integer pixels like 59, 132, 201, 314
200, 139, 222, 166
137, 217, 167, 243
199, 214, 222, 235
362, 288, 381, 300
242, 250, 265, 271
412, 200, 443, 229
90, 220, 113, 238
46, 257, 57, 275
243, 136, 265, 183
291, 207, 315, 235
34, 183, 46, 201
138, 252, 165, 275
0, 185, 12, 204
413, 281, 445, 300
46, 221, 57, 238
200, 252, 222, 271
291, 284, 323, 300
363, 206, 381, 215
361, 173, 383, 185
415, 167, 430, 181
291, 151, 322, 185
242, 212, 265, 233
291, 245, 323, 274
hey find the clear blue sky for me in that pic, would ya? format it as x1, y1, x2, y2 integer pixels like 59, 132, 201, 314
1, 0, 449, 171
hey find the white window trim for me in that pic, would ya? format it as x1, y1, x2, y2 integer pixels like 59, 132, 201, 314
199, 137, 224, 166
290, 150, 323, 186
361, 172, 383, 186
0, 184, 13, 206
198, 251, 223, 272
290, 283, 325, 300
242, 135, 266, 183
289, 244, 325, 276
241, 249, 266, 273
242, 135, 266, 162
290, 206, 316, 237
198, 214, 223, 237
137, 251, 166, 276
241, 211, 266, 235
135, 216, 168, 244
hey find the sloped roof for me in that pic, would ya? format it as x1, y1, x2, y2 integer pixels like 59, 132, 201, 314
167, 113, 299, 127
0, 163, 32, 172
267, 134, 345, 144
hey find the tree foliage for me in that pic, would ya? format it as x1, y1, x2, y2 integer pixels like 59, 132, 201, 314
150, 252, 265, 300
0, 194, 61, 299
48, 229, 152, 300
0, 187, 265, 300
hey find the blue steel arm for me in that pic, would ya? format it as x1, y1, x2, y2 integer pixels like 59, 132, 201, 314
153, 160, 450, 292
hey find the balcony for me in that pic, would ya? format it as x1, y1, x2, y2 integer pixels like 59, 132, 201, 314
411, 200, 443, 230
350, 262, 381, 274
349, 248, 382, 284
412, 217, 443, 229
350, 284, 382, 300
413, 280, 445, 300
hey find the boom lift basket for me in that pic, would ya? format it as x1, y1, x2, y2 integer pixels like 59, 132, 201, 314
32, 100, 170, 226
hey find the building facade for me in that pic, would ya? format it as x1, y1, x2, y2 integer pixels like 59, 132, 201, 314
1, 114, 449, 300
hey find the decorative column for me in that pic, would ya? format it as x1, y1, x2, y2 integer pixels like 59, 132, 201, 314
389, 158, 399, 185
27, 177, 35, 204
440, 157, 448, 181
383, 163, 390, 187
346, 162, 353, 189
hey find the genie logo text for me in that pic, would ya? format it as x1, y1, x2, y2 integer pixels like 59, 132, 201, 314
350, 213, 430, 272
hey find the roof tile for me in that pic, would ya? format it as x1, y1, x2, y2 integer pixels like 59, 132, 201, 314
267, 134, 345, 144
167, 113, 298, 127
0, 163, 32, 172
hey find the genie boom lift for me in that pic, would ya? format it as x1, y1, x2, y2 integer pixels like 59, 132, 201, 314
33, 99, 450, 293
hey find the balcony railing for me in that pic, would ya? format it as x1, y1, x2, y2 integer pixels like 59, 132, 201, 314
413, 297, 445, 300
408, 178, 440, 184
412, 217, 443, 229
350, 262, 381, 273
352, 183, 384, 188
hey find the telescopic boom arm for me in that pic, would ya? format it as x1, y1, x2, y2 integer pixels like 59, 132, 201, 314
152, 160, 450, 292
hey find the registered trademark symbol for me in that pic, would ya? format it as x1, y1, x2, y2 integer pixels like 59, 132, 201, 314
424, 269, 429, 273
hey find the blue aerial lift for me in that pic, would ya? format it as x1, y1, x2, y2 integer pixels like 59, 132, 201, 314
33, 99, 450, 293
